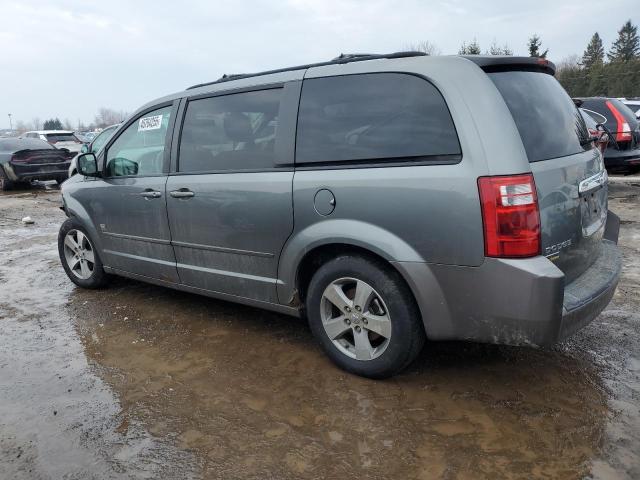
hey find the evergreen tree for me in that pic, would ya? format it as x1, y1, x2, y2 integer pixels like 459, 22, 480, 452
608, 20, 640, 62
582, 32, 605, 68
528, 34, 548, 58
459, 38, 481, 55
486, 40, 513, 55
43, 118, 63, 130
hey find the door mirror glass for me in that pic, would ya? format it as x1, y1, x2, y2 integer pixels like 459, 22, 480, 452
108, 157, 139, 176
77, 153, 99, 177
80, 143, 89, 153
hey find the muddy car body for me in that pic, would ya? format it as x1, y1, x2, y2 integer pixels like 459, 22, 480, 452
0, 138, 73, 190
59, 53, 621, 378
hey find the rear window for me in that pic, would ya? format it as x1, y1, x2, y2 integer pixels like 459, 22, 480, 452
45, 133, 79, 143
489, 71, 591, 162
581, 98, 639, 133
0, 139, 53, 151
296, 73, 461, 165
624, 103, 640, 114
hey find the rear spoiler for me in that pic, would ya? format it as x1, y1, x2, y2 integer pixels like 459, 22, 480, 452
461, 56, 556, 76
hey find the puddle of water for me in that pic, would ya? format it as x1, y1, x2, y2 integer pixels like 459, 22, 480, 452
69, 275, 611, 479
0, 194, 198, 479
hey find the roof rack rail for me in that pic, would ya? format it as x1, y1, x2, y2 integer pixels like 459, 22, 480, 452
186, 51, 427, 90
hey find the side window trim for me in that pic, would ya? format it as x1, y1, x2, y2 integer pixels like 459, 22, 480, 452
171, 82, 297, 175
102, 100, 178, 178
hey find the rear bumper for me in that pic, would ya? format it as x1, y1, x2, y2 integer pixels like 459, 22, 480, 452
4, 161, 70, 181
603, 148, 640, 169
394, 211, 621, 346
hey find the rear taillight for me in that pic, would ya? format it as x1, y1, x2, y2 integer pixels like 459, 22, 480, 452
606, 100, 632, 141
478, 174, 541, 258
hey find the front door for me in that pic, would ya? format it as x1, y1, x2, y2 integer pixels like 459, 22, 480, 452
166, 86, 296, 303
89, 104, 179, 283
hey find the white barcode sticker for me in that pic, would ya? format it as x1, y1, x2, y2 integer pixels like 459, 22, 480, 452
138, 115, 163, 131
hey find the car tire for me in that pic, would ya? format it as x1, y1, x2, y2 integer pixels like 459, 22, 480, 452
58, 218, 109, 289
306, 254, 425, 379
0, 167, 14, 191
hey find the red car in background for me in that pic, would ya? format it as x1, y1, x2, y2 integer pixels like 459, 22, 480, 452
575, 97, 640, 173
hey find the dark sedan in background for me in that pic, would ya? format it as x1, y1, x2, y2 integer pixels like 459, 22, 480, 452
0, 138, 74, 191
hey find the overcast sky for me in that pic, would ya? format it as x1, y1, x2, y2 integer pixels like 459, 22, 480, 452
1, 0, 638, 128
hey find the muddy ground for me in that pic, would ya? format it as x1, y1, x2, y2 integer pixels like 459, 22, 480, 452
0, 181, 638, 480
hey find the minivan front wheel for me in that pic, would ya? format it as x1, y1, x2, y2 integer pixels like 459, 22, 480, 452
306, 255, 425, 378
58, 219, 108, 289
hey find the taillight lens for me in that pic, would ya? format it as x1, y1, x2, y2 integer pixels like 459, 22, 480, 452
478, 174, 541, 258
605, 100, 632, 141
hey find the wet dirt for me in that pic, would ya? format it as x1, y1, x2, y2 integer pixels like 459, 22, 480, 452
1, 183, 639, 479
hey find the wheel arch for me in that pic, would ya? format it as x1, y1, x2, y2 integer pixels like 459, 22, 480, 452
276, 220, 452, 339
61, 194, 105, 254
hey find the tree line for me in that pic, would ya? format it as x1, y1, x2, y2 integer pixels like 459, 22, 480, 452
408, 19, 640, 98
11, 108, 129, 134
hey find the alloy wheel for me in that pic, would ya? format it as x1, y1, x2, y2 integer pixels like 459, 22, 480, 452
320, 277, 392, 361
63, 229, 96, 280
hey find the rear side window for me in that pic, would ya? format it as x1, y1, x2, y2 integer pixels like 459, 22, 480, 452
489, 71, 591, 162
179, 88, 282, 173
296, 73, 461, 165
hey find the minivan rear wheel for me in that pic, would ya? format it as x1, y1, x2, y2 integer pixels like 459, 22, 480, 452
58, 218, 109, 289
306, 255, 425, 378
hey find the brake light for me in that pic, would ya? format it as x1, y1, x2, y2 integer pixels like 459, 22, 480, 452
605, 100, 632, 141
478, 174, 540, 258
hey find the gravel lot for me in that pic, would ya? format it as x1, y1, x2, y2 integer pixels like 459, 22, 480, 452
0, 181, 638, 479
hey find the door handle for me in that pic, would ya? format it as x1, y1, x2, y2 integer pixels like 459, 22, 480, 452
169, 189, 195, 199
139, 190, 162, 199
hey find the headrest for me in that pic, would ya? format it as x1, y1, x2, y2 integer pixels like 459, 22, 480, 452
224, 112, 253, 143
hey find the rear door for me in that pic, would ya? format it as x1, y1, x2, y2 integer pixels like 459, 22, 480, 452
489, 71, 607, 282
165, 83, 299, 303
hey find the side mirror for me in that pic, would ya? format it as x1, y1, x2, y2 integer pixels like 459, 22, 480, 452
80, 144, 89, 153
77, 153, 99, 177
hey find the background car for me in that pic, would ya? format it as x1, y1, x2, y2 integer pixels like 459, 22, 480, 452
0, 137, 74, 190
619, 98, 640, 119
576, 97, 640, 173
68, 124, 120, 177
579, 107, 609, 154
21, 130, 84, 154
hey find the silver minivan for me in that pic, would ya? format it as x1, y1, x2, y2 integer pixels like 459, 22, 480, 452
59, 53, 621, 378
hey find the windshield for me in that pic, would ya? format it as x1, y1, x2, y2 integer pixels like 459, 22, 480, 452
91, 126, 117, 153
489, 71, 591, 162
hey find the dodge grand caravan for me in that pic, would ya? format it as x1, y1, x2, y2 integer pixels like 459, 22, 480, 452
59, 53, 621, 378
